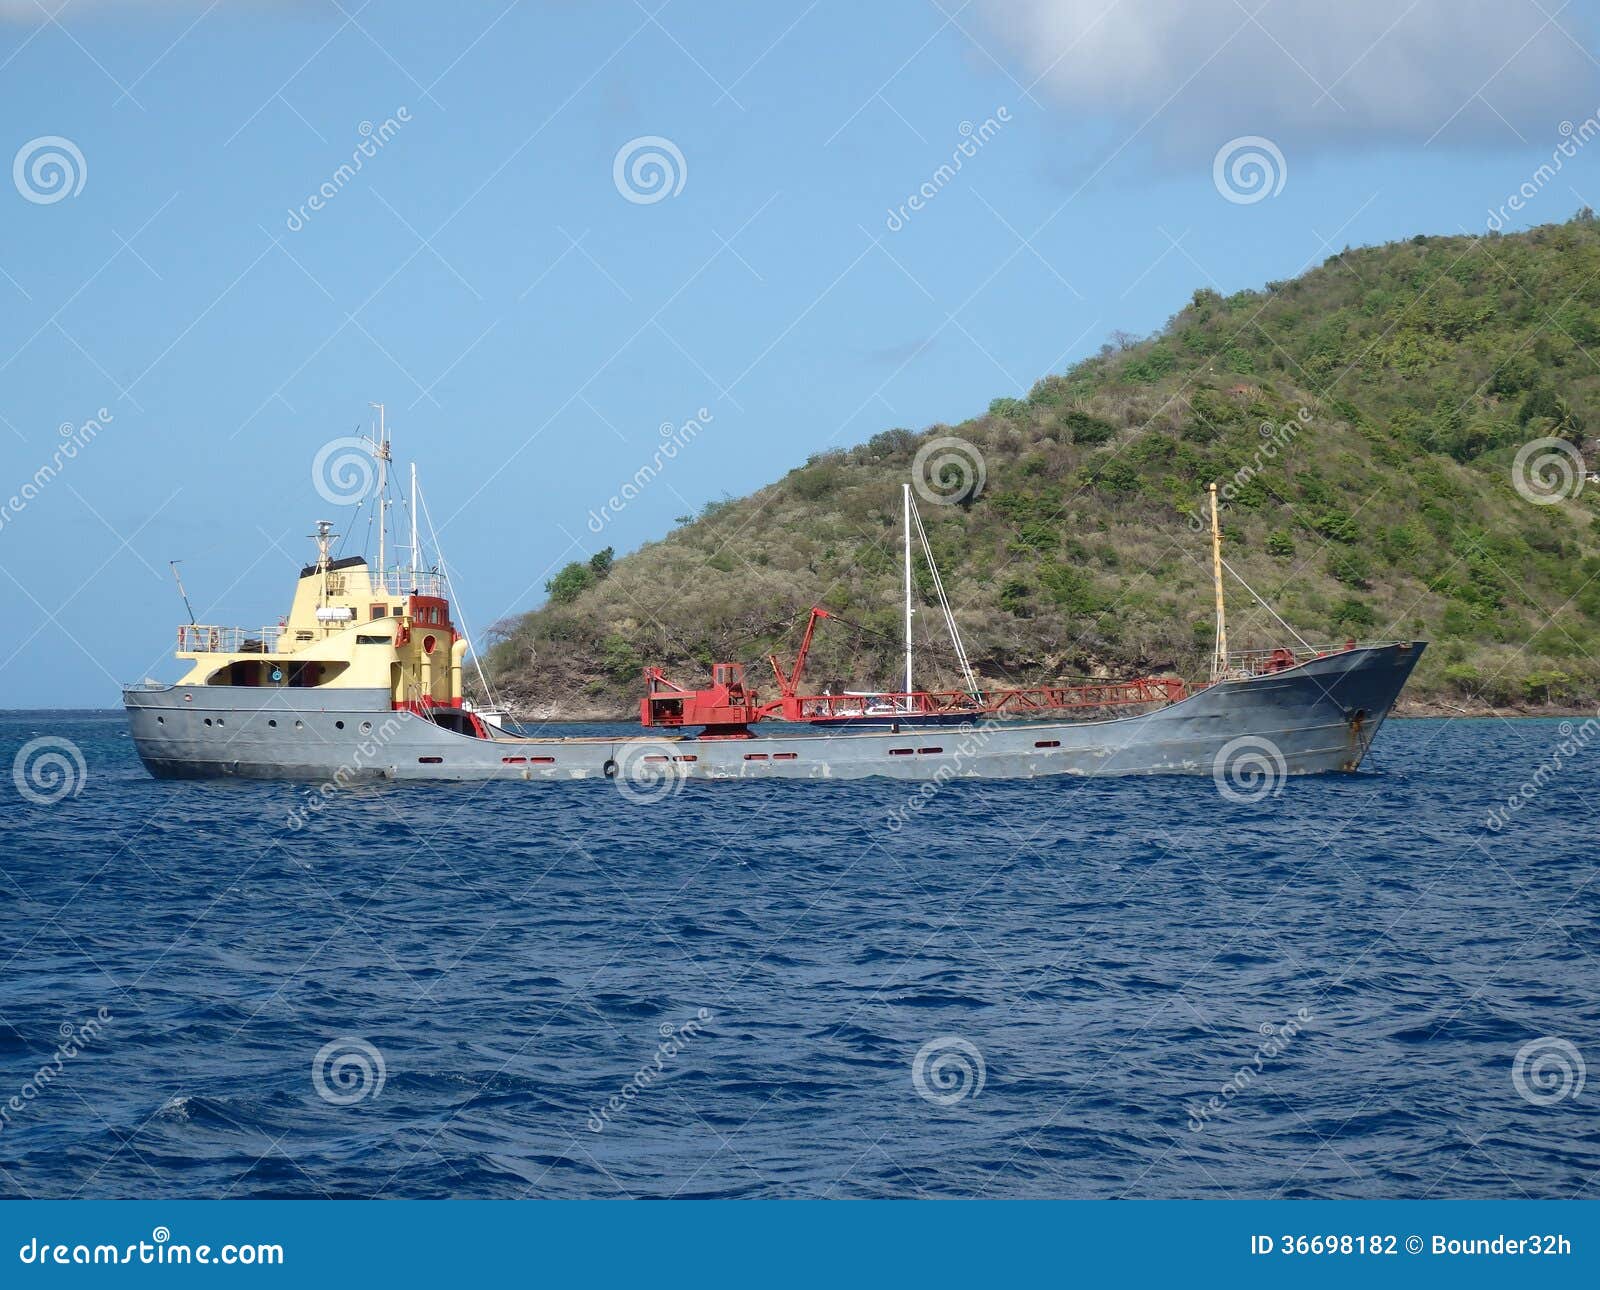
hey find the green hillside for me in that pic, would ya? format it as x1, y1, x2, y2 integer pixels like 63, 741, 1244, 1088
487, 215, 1600, 718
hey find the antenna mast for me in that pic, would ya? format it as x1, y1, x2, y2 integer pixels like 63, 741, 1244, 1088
169, 561, 196, 626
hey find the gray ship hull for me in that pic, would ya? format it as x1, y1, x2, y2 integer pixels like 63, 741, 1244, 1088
121, 642, 1424, 786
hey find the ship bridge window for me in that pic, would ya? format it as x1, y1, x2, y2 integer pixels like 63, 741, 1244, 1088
213, 660, 336, 687
211, 660, 266, 686
370, 604, 388, 619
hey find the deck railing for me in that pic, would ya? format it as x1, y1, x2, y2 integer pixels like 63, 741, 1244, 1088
1221, 640, 1396, 676
176, 625, 284, 654
374, 569, 445, 598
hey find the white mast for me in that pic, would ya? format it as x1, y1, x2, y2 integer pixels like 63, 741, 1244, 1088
409, 461, 420, 584
903, 482, 914, 696
368, 402, 390, 588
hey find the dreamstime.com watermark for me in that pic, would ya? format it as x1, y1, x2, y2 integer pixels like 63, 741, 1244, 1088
1212, 735, 1287, 804
884, 108, 1011, 232
587, 1009, 712, 1132
1186, 409, 1309, 531
311, 435, 377, 506
1485, 714, 1599, 831
1486, 112, 1600, 231
912, 435, 986, 505
1511, 1036, 1585, 1106
613, 135, 686, 204
912, 1035, 986, 1106
1511, 437, 1586, 506
18, 1228, 283, 1267
11, 735, 88, 805
1187, 1008, 1313, 1131
587, 408, 713, 533
0, 1008, 111, 1134
1212, 135, 1287, 205
12, 135, 86, 204
286, 715, 406, 830
311, 1037, 387, 1105
0, 410, 113, 537
285, 108, 411, 232
606, 738, 693, 805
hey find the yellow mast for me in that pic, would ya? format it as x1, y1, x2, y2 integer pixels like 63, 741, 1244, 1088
1209, 483, 1227, 682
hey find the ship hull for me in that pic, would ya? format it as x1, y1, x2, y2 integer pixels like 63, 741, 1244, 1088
122, 643, 1423, 785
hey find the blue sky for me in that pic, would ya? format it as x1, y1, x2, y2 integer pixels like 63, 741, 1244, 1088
3, 0, 1600, 706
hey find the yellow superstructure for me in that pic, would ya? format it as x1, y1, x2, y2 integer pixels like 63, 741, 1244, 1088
172, 521, 467, 713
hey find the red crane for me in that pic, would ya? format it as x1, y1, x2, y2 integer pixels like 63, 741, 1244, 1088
767, 606, 830, 698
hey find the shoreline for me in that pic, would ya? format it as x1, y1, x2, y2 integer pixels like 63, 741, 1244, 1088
1393, 699, 1598, 720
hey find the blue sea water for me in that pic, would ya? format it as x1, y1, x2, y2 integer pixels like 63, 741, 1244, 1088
0, 711, 1595, 1200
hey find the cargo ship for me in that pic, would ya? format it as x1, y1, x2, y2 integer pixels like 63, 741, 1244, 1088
122, 418, 1424, 785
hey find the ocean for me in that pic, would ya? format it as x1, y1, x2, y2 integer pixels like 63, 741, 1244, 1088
0, 711, 1595, 1199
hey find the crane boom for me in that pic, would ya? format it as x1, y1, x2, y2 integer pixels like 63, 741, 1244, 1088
767, 606, 831, 698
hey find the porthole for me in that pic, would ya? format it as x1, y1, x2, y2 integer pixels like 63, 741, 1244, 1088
294, 720, 304, 730
335, 720, 345, 730
268, 719, 277, 728
156, 716, 165, 725
203, 718, 212, 727
360, 721, 371, 734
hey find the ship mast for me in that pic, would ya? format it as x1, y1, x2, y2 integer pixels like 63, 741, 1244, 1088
1209, 482, 1228, 683
409, 462, 420, 587
369, 402, 390, 590
903, 482, 914, 697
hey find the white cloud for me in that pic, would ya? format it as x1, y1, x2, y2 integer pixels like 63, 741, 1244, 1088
978, 0, 1600, 153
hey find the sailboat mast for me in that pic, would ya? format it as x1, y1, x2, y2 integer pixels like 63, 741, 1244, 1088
903, 482, 914, 695
1209, 482, 1228, 682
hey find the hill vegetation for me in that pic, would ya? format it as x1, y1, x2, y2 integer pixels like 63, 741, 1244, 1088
487, 215, 1600, 718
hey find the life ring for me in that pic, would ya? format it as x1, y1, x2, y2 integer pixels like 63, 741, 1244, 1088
602, 758, 618, 778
